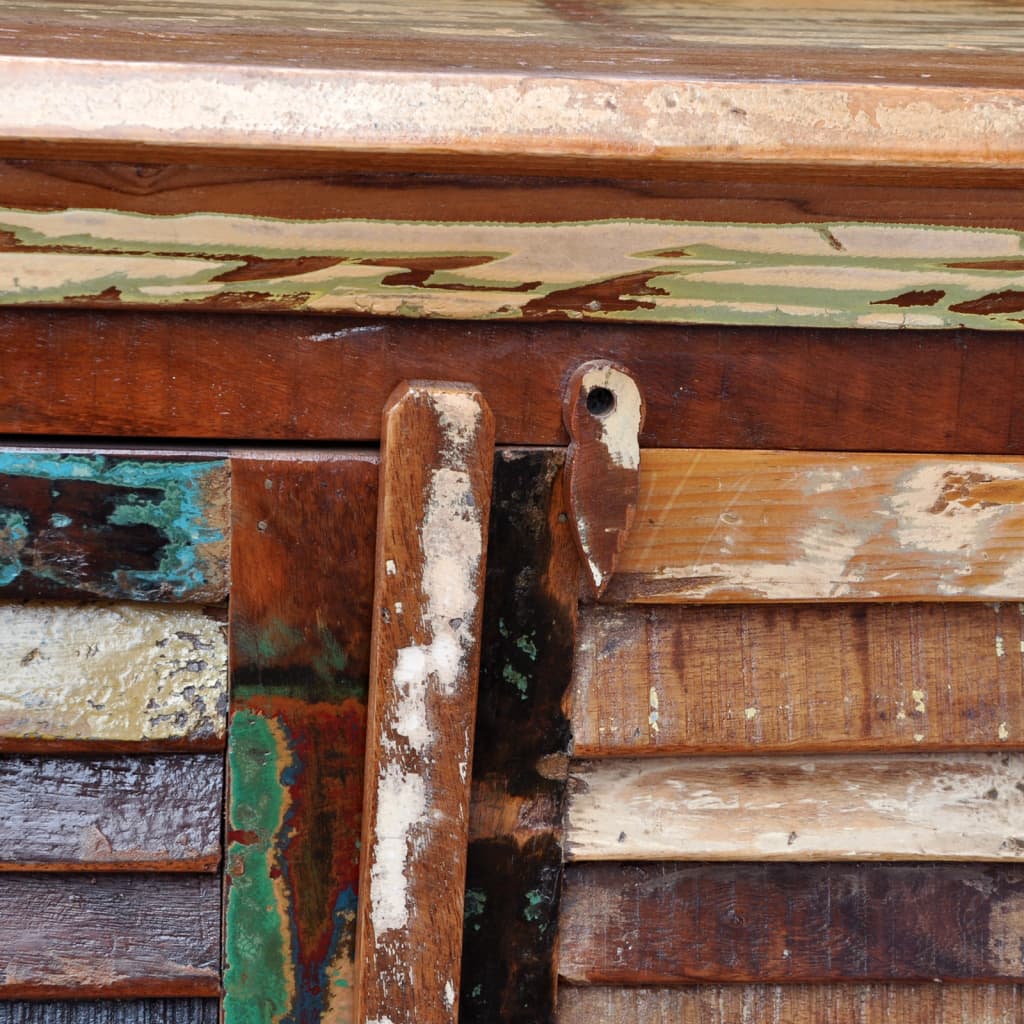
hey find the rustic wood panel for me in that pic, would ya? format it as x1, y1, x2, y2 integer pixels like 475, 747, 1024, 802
567, 753, 1024, 862
559, 862, 1024, 984
608, 450, 1024, 603
356, 383, 494, 1024
0, 754, 221, 871
0, 451, 229, 603
462, 450, 580, 1024
571, 603, 1024, 756
0, 874, 219, 996
558, 984, 1024, 1024
224, 452, 377, 1024
0, 1002, 219, 1024
0, 601, 227, 752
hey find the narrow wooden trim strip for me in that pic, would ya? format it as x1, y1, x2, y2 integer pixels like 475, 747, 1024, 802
0, 1001, 220, 1024
355, 382, 495, 1024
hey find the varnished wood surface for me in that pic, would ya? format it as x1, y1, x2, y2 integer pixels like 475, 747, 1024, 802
567, 753, 1024, 862
0, 874, 220, 996
0, 1002, 219, 1024
559, 862, 1024, 984
558, 984, 1024, 1024
0, 601, 227, 752
571, 603, 1024, 756
610, 450, 1024, 603
0, 755, 222, 871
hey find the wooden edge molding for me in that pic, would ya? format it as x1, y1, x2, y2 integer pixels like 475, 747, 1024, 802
0, 1001, 220, 1024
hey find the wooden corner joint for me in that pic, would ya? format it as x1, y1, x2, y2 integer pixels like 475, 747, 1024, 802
563, 360, 645, 599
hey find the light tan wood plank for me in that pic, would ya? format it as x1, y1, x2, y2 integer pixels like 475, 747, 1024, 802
567, 753, 1024, 862
607, 451, 1024, 603
0, 601, 227, 751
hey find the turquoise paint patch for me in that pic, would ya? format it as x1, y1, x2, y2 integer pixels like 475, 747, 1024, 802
0, 508, 28, 586
48, 513, 72, 529
515, 632, 538, 660
503, 662, 530, 699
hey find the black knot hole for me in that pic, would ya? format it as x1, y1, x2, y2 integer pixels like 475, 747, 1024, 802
586, 385, 615, 417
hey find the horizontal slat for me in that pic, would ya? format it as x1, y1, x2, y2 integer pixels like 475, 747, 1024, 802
0, 755, 222, 871
559, 862, 1024, 984
567, 754, 1024, 862
558, 984, 1024, 1024
0, 451, 229, 603
607, 451, 1024, 603
0, 1002, 219, 1024
0, 874, 220, 997
0, 601, 227, 751
571, 603, 1024, 756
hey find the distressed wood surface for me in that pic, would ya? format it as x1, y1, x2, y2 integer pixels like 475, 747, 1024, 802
557, 984, 1024, 1024
224, 452, 377, 1024
609, 450, 1024, 603
0, 451, 229, 603
559, 862, 1024, 984
0, 754, 221, 870
0, 1002, 219, 1024
355, 383, 494, 1024
0, 874, 219, 996
567, 753, 1024, 862
9, 310, 1024, 454
571, 603, 1024, 756
0, 601, 226, 752
462, 449, 579, 1024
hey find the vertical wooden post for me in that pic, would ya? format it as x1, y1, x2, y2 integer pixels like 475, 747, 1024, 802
355, 382, 495, 1024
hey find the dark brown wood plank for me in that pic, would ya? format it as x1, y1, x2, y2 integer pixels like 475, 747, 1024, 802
0, 755, 221, 871
0, 1002, 219, 1024
559, 862, 1024, 984
571, 603, 1024, 756
0, 874, 219, 997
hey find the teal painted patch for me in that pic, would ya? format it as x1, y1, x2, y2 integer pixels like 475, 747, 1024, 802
0, 508, 28, 586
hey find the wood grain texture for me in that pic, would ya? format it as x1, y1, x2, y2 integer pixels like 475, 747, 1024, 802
557, 984, 1024, 1024
356, 383, 494, 1024
0, 1002, 219, 1024
0, 451, 228, 603
0, 754, 221, 871
224, 452, 377, 1024
8, 310, 1024, 455
0, 601, 226, 752
609, 450, 1024, 603
567, 753, 1024, 862
559, 862, 1024, 984
462, 449, 580, 1024
571, 603, 1024, 756
0, 874, 219, 996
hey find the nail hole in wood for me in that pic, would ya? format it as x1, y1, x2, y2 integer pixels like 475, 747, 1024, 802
586, 385, 615, 417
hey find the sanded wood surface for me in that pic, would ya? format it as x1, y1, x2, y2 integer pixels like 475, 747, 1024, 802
0, 1002, 219, 1024
571, 603, 1024, 756
0, 451, 228, 603
609, 450, 1024, 603
0, 874, 219, 996
0, 601, 227, 752
559, 862, 1024, 984
0, 755, 221, 871
356, 383, 494, 1024
567, 753, 1024, 862
558, 984, 1024, 1024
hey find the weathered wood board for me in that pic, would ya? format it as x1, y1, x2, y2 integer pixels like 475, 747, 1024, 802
558, 984, 1024, 1024
0, 1002, 219, 1024
608, 450, 1024, 602
559, 862, 1024, 984
224, 453, 377, 1024
0, 601, 227, 751
567, 753, 1024, 862
0, 754, 222, 870
571, 603, 1024, 756
0, 874, 220, 996
0, 451, 229, 603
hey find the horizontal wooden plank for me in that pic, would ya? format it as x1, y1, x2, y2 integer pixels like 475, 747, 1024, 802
0, 874, 220, 997
0, 451, 229, 603
0, 1002, 219, 1024
567, 753, 1024, 862
608, 451, 1024, 602
559, 862, 1024, 984
0, 601, 227, 751
0, 754, 222, 871
570, 603, 1024, 756
558, 984, 1024, 1024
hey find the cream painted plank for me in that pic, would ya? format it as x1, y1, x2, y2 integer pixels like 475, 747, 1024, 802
0, 601, 227, 751
606, 450, 1024, 603
567, 754, 1024, 861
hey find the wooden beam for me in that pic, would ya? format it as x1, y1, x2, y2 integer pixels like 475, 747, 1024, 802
0, 1002, 219, 1024
356, 383, 494, 1024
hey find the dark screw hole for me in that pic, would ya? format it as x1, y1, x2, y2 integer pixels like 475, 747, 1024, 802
586, 385, 615, 417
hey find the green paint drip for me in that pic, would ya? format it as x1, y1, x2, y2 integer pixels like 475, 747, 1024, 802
503, 662, 530, 700
464, 888, 487, 933
523, 888, 546, 924
515, 632, 538, 660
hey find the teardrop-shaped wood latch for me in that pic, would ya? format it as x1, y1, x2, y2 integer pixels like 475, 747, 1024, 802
563, 360, 645, 598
